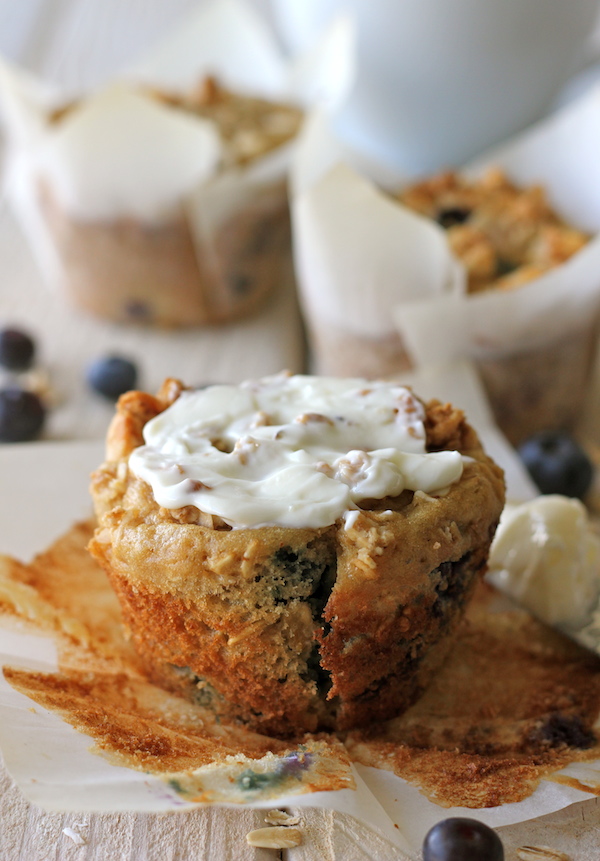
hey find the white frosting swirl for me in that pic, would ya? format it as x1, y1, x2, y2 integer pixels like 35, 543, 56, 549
128, 373, 464, 529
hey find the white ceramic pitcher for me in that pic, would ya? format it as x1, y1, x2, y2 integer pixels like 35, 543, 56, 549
272, 0, 600, 173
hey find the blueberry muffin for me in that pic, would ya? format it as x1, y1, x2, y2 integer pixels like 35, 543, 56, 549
88, 373, 505, 736
398, 168, 595, 443
39, 77, 302, 327
398, 167, 588, 293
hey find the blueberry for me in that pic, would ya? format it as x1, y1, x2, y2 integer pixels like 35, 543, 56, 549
436, 207, 471, 229
87, 355, 138, 400
124, 299, 152, 321
0, 387, 45, 442
0, 327, 36, 371
423, 818, 504, 861
236, 770, 276, 791
495, 257, 517, 278
518, 430, 593, 499
278, 750, 312, 775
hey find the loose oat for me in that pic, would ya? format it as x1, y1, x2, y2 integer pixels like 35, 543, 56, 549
264, 809, 301, 826
62, 827, 86, 846
516, 846, 571, 861
246, 826, 303, 849
23, 368, 58, 406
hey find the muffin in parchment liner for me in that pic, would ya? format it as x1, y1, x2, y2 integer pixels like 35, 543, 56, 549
88, 374, 505, 736
291, 87, 600, 444
0, 0, 354, 328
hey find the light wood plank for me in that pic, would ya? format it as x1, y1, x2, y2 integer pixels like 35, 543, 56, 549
286, 808, 336, 860
0, 753, 277, 861
497, 797, 600, 861
285, 808, 407, 861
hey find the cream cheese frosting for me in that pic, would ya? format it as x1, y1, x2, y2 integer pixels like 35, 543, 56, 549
128, 372, 464, 529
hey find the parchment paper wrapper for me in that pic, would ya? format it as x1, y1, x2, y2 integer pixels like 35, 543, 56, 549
0, 0, 354, 328
3, 366, 600, 858
291, 86, 600, 443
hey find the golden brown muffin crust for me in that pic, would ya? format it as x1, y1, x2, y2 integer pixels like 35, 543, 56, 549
89, 379, 505, 734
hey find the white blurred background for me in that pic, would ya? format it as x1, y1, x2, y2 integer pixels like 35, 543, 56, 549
0, 0, 275, 87
2, 0, 600, 170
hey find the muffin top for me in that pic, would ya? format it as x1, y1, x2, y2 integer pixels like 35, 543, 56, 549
49, 75, 303, 170
91, 374, 505, 612
398, 167, 588, 293
151, 76, 303, 167
126, 372, 464, 529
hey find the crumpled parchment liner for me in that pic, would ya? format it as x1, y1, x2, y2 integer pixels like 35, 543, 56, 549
2, 366, 600, 856
4, 520, 600, 855
0, 0, 355, 325
291, 113, 463, 342
291, 86, 600, 439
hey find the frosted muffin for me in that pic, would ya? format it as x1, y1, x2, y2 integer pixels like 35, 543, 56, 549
89, 373, 505, 736
38, 77, 303, 327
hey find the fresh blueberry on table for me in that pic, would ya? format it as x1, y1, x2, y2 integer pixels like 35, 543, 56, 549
518, 430, 593, 499
0, 387, 45, 442
86, 355, 138, 400
422, 817, 504, 861
0, 327, 36, 371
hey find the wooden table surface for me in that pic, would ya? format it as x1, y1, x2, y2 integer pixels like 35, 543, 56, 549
1, 1, 600, 858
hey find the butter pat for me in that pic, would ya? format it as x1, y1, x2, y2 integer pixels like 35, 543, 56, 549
488, 495, 600, 637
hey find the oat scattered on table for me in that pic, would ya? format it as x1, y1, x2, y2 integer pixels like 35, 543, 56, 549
62, 827, 86, 846
516, 846, 571, 861
246, 826, 303, 848
264, 809, 301, 826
